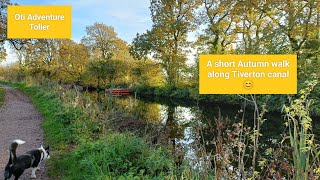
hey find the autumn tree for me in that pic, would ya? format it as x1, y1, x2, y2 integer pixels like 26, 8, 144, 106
0, 0, 26, 62
130, 0, 200, 88
12, 39, 58, 78
238, 0, 318, 56
81, 23, 126, 60
0, 0, 9, 61
87, 59, 128, 88
196, 0, 239, 54
30, 39, 59, 78
12, 39, 91, 83
131, 59, 164, 87
81, 23, 133, 88
277, 0, 319, 78
56, 39, 90, 83
237, 1, 279, 54
247, 0, 319, 78
276, 0, 318, 55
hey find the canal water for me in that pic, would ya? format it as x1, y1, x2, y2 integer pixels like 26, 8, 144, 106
87, 92, 293, 168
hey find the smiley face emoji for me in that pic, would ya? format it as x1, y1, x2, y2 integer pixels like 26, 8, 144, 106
243, 80, 253, 90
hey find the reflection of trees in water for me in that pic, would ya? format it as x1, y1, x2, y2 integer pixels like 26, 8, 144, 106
194, 106, 289, 178
158, 106, 185, 143
198, 106, 285, 151
86, 92, 294, 174
154, 105, 186, 166
113, 96, 163, 125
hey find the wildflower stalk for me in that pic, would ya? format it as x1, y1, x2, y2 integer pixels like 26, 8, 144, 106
285, 79, 317, 180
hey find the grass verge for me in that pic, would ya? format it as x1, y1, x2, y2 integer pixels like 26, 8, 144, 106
0, 87, 4, 107
2, 81, 208, 179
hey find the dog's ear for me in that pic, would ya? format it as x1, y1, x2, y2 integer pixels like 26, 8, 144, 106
45, 145, 50, 151
41, 145, 44, 149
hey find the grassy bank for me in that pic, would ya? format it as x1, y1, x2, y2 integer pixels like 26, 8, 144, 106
2, 80, 320, 179
2, 81, 209, 179
0, 87, 4, 107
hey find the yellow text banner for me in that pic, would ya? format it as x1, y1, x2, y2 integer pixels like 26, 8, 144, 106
199, 55, 297, 94
7, 5, 72, 39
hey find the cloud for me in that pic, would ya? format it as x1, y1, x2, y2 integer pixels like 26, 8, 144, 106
81, 0, 152, 43
71, 0, 152, 43
11, 0, 152, 43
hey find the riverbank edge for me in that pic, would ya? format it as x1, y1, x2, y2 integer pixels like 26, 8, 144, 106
0, 86, 4, 107
133, 85, 320, 116
133, 85, 286, 112
0, 81, 209, 179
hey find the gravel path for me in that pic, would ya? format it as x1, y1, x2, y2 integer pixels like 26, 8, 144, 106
0, 86, 48, 180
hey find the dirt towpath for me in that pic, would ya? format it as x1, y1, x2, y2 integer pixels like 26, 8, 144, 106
0, 86, 48, 180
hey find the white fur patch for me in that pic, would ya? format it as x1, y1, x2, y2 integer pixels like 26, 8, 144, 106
14, 139, 26, 145
38, 146, 50, 160
31, 168, 37, 178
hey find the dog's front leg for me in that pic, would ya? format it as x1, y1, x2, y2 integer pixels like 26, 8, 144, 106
31, 168, 37, 178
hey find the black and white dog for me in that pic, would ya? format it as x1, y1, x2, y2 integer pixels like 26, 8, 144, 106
4, 139, 50, 180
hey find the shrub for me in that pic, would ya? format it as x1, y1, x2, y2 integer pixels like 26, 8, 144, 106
65, 133, 174, 179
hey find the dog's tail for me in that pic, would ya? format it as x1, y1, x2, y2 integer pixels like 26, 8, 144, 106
10, 139, 25, 163
4, 140, 25, 180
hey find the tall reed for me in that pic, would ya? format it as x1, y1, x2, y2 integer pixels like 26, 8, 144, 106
284, 79, 318, 179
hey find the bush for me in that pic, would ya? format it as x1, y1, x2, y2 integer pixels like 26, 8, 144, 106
170, 88, 190, 99
65, 133, 174, 179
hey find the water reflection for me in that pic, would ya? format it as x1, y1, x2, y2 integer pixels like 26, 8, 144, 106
86, 92, 294, 168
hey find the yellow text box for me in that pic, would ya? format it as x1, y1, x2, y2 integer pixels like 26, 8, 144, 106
7, 5, 72, 39
199, 55, 297, 94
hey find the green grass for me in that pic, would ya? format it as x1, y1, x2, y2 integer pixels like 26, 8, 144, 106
1, 82, 81, 177
2, 81, 208, 179
0, 87, 5, 108
62, 133, 174, 179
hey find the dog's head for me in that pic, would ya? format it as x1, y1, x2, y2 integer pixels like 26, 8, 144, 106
39, 145, 50, 160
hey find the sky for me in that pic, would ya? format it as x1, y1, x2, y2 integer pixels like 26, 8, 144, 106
3, 0, 153, 65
